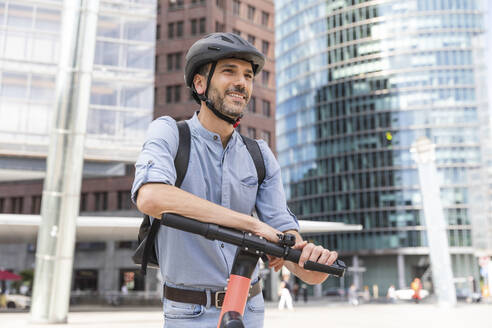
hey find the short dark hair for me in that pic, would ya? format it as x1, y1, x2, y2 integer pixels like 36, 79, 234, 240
197, 63, 211, 79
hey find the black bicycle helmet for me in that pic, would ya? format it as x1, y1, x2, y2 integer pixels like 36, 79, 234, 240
184, 32, 266, 126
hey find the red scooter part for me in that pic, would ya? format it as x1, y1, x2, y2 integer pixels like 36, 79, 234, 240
217, 275, 251, 327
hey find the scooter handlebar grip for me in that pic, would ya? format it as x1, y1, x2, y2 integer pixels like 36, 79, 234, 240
303, 259, 346, 277
285, 248, 346, 277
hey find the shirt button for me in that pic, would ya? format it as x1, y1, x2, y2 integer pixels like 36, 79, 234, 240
213, 135, 218, 140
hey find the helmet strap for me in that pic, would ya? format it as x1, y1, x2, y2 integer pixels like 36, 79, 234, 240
194, 61, 242, 127
204, 61, 217, 98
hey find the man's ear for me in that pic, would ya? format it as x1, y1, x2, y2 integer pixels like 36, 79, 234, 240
193, 74, 206, 95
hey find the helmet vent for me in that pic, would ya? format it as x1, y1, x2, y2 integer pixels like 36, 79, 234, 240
231, 34, 247, 45
220, 35, 234, 43
208, 46, 221, 51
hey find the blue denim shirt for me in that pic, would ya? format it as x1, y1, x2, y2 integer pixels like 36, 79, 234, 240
131, 113, 299, 289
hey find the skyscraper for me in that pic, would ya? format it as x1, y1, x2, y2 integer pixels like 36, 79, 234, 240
276, 0, 485, 290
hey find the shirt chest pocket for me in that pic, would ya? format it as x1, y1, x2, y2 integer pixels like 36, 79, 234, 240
230, 175, 258, 215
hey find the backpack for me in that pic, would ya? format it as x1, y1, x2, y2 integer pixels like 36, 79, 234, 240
132, 121, 266, 274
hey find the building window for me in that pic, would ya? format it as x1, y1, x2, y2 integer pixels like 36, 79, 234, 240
0, 198, 4, 213
167, 54, 173, 71
166, 85, 182, 103
232, 28, 241, 36
176, 21, 184, 38
215, 21, 225, 32
247, 34, 255, 45
166, 86, 173, 103
169, 0, 184, 10
174, 84, 181, 102
167, 52, 182, 71
233, 0, 240, 15
156, 24, 160, 40
261, 11, 269, 26
262, 100, 270, 117
168, 22, 175, 39
249, 96, 256, 113
262, 40, 269, 55
117, 191, 132, 210
216, 0, 224, 9
262, 70, 270, 86
94, 192, 108, 211
247, 5, 255, 21
11, 197, 23, 214
191, 19, 197, 35
80, 193, 88, 212
31, 195, 42, 214
191, 0, 205, 4
261, 130, 271, 147
199, 18, 206, 34
73, 269, 98, 291
76, 242, 106, 251
117, 241, 138, 249
247, 127, 256, 139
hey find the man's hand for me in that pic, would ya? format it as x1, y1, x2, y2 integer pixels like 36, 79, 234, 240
294, 240, 338, 269
253, 220, 282, 243
283, 231, 338, 285
266, 255, 284, 272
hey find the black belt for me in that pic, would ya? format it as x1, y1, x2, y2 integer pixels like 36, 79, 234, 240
163, 280, 262, 308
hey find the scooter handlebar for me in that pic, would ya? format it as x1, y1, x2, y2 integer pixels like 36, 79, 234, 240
161, 213, 346, 277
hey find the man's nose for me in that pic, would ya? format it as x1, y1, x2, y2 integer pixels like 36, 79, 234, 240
233, 74, 247, 87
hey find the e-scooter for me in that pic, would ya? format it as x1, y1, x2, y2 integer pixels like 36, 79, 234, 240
160, 213, 346, 328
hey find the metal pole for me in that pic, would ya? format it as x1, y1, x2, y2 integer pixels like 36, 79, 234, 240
30, 0, 99, 323
411, 137, 457, 307
397, 254, 405, 289
352, 255, 360, 289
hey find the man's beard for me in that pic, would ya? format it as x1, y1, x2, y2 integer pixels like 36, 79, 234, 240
207, 85, 249, 119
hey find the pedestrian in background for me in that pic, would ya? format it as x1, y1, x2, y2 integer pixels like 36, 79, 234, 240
411, 278, 422, 303
372, 284, 379, 299
386, 285, 397, 303
362, 285, 370, 302
0, 290, 6, 309
293, 282, 299, 302
278, 273, 293, 310
301, 283, 308, 303
348, 284, 359, 306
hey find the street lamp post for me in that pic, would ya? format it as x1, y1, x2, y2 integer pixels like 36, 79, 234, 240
411, 137, 456, 307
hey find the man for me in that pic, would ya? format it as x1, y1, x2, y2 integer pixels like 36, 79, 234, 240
132, 33, 338, 327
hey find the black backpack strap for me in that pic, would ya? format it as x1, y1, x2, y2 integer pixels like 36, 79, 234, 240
140, 215, 160, 274
240, 135, 266, 186
175, 121, 191, 188
140, 120, 191, 274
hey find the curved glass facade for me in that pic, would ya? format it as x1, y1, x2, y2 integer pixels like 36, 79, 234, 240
276, 0, 485, 281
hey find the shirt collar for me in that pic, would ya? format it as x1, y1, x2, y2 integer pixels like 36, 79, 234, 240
188, 111, 239, 147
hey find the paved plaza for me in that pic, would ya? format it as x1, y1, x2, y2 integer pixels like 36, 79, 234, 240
1, 302, 490, 328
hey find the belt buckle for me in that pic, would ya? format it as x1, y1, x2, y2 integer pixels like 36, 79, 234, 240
215, 290, 226, 308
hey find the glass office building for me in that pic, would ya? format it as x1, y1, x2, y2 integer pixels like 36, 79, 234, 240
0, 0, 156, 163
276, 0, 485, 289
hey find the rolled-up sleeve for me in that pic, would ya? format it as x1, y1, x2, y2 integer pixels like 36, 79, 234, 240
131, 116, 179, 204
255, 140, 300, 232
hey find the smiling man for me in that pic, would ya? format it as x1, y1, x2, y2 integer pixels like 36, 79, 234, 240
131, 33, 338, 328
